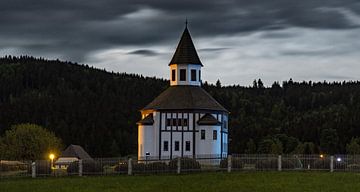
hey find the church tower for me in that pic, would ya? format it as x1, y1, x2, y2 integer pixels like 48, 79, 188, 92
169, 25, 202, 87
137, 24, 229, 160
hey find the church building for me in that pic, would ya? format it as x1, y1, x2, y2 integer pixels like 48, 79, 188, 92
137, 25, 229, 160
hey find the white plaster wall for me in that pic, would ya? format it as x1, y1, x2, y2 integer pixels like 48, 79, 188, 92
153, 112, 160, 157
183, 132, 193, 156
172, 132, 182, 158
196, 125, 221, 156
161, 132, 170, 157
138, 124, 154, 158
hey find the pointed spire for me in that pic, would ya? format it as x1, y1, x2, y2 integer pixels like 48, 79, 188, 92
169, 23, 203, 66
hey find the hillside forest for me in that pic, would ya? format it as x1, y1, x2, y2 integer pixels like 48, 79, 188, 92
1, 56, 360, 158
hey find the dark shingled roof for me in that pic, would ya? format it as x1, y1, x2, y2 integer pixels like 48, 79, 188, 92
142, 86, 227, 112
60, 144, 92, 160
197, 113, 221, 125
169, 27, 203, 66
137, 114, 154, 125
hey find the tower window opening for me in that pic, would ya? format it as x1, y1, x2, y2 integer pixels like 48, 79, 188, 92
191, 69, 197, 81
171, 69, 176, 81
180, 69, 186, 81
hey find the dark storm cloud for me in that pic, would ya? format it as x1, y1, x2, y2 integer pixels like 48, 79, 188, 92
199, 48, 229, 52
1, 0, 360, 62
128, 49, 159, 56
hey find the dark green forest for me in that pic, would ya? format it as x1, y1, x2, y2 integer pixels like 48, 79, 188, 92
1, 56, 360, 157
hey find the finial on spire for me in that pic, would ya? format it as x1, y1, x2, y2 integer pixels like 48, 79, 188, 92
185, 18, 188, 28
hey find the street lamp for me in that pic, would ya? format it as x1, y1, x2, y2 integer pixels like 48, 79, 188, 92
49, 153, 55, 168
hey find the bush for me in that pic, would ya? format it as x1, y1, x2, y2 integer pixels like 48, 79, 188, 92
282, 159, 301, 169
67, 160, 102, 175
114, 162, 128, 173
169, 158, 201, 171
146, 162, 168, 172
220, 158, 243, 169
255, 159, 278, 170
313, 159, 330, 169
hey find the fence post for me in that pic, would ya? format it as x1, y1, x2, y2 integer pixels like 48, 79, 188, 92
128, 158, 132, 175
31, 162, 36, 178
227, 155, 232, 173
78, 160, 83, 176
278, 155, 282, 171
177, 158, 181, 174
330, 156, 334, 172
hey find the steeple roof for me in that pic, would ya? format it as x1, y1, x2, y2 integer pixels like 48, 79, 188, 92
169, 26, 203, 66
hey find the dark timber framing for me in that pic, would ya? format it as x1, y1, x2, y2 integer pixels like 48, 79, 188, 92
181, 112, 184, 157
220, 113, 223, 156
170, 113, 173, 159
156, 110, 228, 160
192, 113, 196, 157
159, 112, 162, 159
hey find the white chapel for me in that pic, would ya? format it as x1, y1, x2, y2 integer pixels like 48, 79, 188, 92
137, 25, 229, 160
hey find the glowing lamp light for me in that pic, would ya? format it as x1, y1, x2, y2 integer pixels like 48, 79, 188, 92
336, 157, 342, 162
49, 153, 55, 169
320, 154, 324, 158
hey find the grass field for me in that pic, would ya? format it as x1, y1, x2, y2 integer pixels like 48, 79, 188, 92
1, 172, 360, 192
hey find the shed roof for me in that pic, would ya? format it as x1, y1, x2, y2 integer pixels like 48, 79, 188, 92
60, 144, 92, 160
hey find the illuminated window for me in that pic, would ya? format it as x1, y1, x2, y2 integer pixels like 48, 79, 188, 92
185, 141, 191, 151
174, 141, 180, 151
201, 130, 205, 140
183, 119, 188, 127
180, 69, 186, 81
191, 69, 196, 81
172, 119, 177, 126
171, 69, 176, 81
213, 130, 217, 140
166, 119, 171, 126
164, 141, 169, 151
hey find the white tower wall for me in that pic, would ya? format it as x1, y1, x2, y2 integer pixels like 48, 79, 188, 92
170, 64, 201, 86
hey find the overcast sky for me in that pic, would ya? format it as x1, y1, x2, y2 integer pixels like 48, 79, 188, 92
1, 0, 360, 86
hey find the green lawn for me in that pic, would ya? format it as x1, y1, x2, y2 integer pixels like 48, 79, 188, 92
1, 172, 360, 192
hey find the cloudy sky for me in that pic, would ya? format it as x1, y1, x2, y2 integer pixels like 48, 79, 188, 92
1, 0, 360, 86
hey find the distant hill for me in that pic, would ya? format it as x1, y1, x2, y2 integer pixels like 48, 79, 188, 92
0, 56, 168, 156
1, 56, 360, 156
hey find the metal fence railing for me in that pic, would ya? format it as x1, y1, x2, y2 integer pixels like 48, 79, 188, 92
0, 160, 32, 178
2, 154, 360, 179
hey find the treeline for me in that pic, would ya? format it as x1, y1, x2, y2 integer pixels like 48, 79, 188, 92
1, 56, 360, 157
